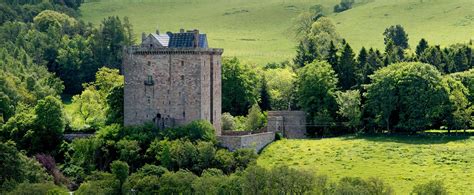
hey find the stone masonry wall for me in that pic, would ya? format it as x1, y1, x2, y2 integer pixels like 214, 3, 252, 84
217, 132, 275, 152
267, 111, 307, 139
123, 47, 222, 132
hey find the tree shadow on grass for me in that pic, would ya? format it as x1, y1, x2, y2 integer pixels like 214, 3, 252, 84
340, 132, 474, 145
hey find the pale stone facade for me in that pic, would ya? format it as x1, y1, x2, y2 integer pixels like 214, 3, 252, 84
267, 111, 307, 138
123, 29, 223, 134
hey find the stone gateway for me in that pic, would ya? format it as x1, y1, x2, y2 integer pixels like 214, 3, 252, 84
123, 29, 223, 134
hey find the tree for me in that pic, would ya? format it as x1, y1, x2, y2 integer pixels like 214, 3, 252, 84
159, 170, 197, 194
221, 113, 235, 131
308, 17, 341, 59
258, 76, 271, 111
293, 39, 318, 67
110, 160, 129, 191
420, 46, 444, 72
56, 35, 97, 94
411, 180, 448, 195
326, 40, 338, 66
264, 67, 296, 110
442, 76, 471, 130
184, 120, 217, 143
335, 90, 362, 131
296, 61, 338, 124
416, 38, 429, 57
383, 25, 409, 50
365, 62, 449, 132
337, 42, 358, 90
33, 10, 78, 33
245, 104, 265, 131
31, 96, 65, 154
222, 57, 258, 116
357, 47, 368, 86
105, 85, 124, 125
92, 16, 129, 69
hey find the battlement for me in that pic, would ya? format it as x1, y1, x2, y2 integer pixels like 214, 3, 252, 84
125, 46, 223, 55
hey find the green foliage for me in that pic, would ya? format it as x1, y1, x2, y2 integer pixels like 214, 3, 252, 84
383, 25, 409, 50
122, 164, 166, 194
335, 90, 362, 131
442, 76, 472, 129
215, 149, 236, 174
221, 112, 235, 131
116, 139, 140, 169
336, 41, 358, 90
66, 67, 123, 131
416, 38, 429, 57
296, 60, 338, 124
33, 10, 78, 33
334, 0, 354, 13
365, 62, 449, 132
0, 141, 51, 192
183, 120, 217, 143
2, 96, 65, 154
158, 170, 197, 194
110, 160, 129, 188
411, 180, 448, 195
105, 85, 124, 125
330, 177, 394, 195
245, 104, 266, 131
264, 67, 296, 110
75, 172, 120, 195
233, 148, 258, 169
7, 182, 68, 195
69, 138, 101, 174
222, 57, 258, 116
92, 16, 131, 69
308, 17, 341, 59
258, 76, 271, 111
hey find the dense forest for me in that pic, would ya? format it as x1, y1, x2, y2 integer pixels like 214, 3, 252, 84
0, 0, 472, 194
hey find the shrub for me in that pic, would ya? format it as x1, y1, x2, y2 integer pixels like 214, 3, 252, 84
233, 148, 258, 169
183, 120, 217, 143
411, 180, 448, 195
329, 177, 394, 195
75, 172, 120, 195
215, 149, 236, 174
122, 164, 167, 194
221, 112, 236, 131
7, 182, 68, 195
245, 104, 266, 131
110, 160, 129, 188
158, 170, 197, 194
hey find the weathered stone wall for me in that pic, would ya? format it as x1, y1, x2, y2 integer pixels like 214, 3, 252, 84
123, 47, 223, 133
267, 111, 307, 139
218, 132, 275, 152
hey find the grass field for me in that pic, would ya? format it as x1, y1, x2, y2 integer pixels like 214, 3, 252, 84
80, 0, 473, 65
257, 135, 474, 194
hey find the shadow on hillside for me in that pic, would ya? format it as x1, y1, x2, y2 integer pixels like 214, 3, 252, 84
340, 132, 474, 145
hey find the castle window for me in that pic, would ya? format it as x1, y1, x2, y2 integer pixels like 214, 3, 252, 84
181, 61, 184, 66
181, 75, 184, 81
150, 44, 153, 47
144, 75, 154, 85
183, 111, 186, 118
148, 61, 151, 66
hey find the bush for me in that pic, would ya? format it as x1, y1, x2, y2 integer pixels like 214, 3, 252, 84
233, 149, 258, 170
110, 160, 129, 188
122, 164, 167, 194
221, 112, 236, 131
7, 182, 68, 195
75, 172, 120, 195
334, 0, 355, 13
158, 170, 197, 194
215, 149, 236, 174
245, 104, 266, 131
330, 177, 394, 195
183, 120, 217, 143
411, 180, 448, 195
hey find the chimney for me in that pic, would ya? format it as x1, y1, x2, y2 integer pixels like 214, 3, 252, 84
156, 27, 160, 35
180, 28, 185, 33
141, 32, 146, 42
193, 29, 200, 48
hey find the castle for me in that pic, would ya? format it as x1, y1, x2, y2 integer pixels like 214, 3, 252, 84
122, 29, 223, 134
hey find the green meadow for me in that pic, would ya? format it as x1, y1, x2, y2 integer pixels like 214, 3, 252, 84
257, 136, 474, 194
80, 0, 473, 65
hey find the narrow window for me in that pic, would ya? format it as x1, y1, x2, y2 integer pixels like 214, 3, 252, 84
148, 61, 151, 66
181, 61, 184, 66
183, 111, 186, 118
181, 75, 184, 81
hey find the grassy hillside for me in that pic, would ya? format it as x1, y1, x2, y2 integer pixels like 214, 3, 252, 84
257, 136, 474, 194
80, 0, 474, 65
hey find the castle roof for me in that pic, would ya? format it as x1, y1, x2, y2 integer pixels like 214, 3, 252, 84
151, 33, 169, 47
168, 32, 208, 48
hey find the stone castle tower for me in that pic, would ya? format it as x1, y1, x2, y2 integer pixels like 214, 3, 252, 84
123, 29, 223, 134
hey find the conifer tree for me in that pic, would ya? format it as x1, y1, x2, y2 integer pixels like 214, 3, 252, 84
416, 38, 429, 57
337, 42, 357, 90
259, 76, 271, 111
357, 47, 368, 86
326, 41, 338, 67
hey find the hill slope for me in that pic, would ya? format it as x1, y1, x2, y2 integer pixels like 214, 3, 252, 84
257, 136, 474, 194
80, 0, 474, 64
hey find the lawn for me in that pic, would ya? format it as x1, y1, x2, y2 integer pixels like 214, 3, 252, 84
257, 135, 474, 194
80, 0, 474, 65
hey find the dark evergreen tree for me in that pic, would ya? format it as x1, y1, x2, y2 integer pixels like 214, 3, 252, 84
337, 42, 357, 90
326, 41, 338, 67
356, 47, 368, 86
258, 76, 271, 111
364, 48, 384, 84
420, 46, 444, 72
383, 24, 409, 49
293, 40, 318, 67
416, 38, 429, 57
